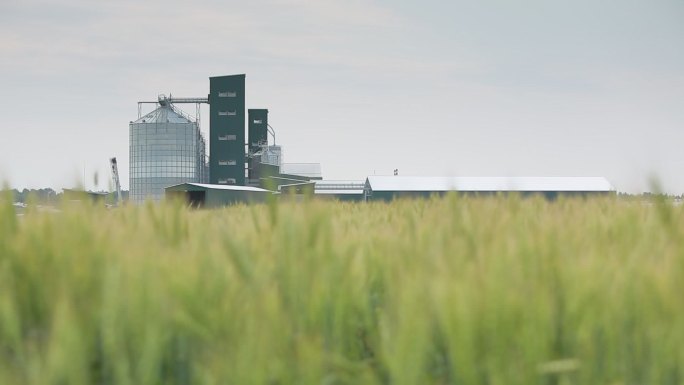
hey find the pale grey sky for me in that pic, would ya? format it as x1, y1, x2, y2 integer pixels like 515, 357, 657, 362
1, 0, 682, 193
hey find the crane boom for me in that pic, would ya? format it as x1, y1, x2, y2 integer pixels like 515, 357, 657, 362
110, 157, 122, 205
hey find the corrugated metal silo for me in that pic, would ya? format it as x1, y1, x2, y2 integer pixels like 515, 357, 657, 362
129, 104, 207, 203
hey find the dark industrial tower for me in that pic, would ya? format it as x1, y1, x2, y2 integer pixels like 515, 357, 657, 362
247, 108, 270, 181
209, 74, 246, 185
248, 109, 269, 154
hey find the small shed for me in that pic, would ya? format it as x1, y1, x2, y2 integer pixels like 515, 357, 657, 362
280, 163, 323, 180
363, 176, 615, 201
279, 181, 316, 195
165, 183, 273, 207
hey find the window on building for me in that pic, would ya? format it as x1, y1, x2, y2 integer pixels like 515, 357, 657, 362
218, 160, 237, 166
253, 119, 263, 124
218, 135, 237, 141
218, 178, 237, 185
218, 91, 237, 97
218, 111, 237, 116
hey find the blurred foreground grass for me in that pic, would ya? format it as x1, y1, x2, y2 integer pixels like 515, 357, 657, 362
1, 194, 683, 385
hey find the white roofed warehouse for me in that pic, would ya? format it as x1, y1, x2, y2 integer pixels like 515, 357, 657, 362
363, 176, 615, 201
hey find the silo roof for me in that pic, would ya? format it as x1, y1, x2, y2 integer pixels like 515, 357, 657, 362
365, 176, 614, 192
133, 105, 194, 124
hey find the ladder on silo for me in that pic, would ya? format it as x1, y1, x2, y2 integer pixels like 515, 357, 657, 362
110, 157, 122, 206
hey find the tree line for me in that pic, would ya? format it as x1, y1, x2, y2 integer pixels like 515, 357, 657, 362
3, 188, 129, 204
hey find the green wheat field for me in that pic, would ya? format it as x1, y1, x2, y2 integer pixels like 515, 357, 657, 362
1, 194, 683, 385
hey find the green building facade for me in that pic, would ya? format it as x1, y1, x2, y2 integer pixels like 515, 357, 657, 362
209, 74, 246, 186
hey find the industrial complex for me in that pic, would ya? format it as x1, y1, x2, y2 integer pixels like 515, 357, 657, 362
128, 74, 614, 207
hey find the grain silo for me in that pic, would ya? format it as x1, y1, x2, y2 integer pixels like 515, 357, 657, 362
129, 98, 208, 203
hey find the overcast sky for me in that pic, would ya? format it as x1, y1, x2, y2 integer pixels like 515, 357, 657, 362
1, 0, 683, 193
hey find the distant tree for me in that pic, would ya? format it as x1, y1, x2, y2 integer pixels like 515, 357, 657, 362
7, 188, 58, 204
8, 188, 150, 204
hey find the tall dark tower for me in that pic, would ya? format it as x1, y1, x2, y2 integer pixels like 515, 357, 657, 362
248, 109, 269, 154
209, 74, 246, 185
